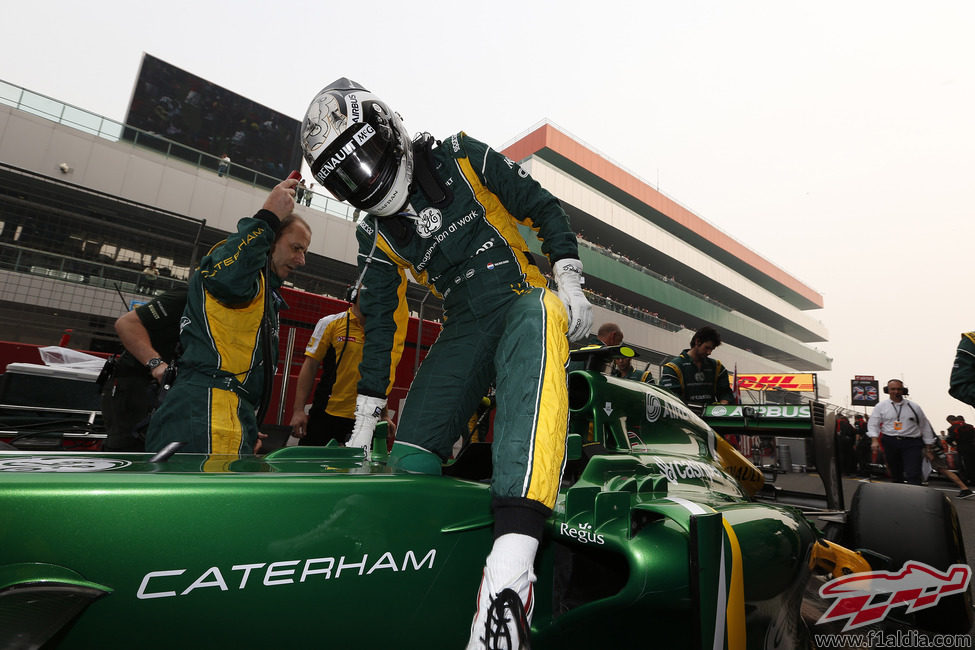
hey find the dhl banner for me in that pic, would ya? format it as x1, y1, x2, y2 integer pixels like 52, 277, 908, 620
730, 373, 816, 392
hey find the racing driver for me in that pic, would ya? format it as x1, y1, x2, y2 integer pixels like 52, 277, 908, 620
300, 78, 592, 647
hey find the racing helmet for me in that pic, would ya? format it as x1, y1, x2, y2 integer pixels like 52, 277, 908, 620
301, 78, 413, 217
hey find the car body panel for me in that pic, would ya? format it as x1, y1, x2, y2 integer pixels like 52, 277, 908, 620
0, 364, 889, 648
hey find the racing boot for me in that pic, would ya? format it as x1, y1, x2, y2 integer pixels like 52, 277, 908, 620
389, 441, 442, 475
466, 534, 537, 650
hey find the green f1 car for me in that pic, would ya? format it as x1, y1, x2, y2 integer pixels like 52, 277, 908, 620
0, 347, 970, 648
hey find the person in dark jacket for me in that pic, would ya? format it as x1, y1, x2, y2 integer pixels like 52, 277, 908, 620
947, 415, 975, 484
853, 414, 873, 477
950, 332, 975, 407
100, 288, 186, 451
836, 413, 857, 476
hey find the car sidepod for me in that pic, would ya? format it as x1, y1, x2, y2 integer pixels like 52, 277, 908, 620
527, 372, 820, 649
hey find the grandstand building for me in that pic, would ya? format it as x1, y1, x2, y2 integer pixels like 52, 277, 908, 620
0, 79, 830, 398
502, 123, 830, 381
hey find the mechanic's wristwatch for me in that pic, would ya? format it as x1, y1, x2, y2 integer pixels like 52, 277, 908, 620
145, 357, 164, 371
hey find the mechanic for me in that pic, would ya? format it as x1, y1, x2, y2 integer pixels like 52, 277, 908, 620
289, 286, 366, 445
866, 379, 936, 485
950, 331, 975, 408
568, 322, 653, 382
99, 287, 186, 452
598, 322, 655, 383
145, 178, 310, 455
300, 78, 592, 649
660, 325, 735, 406
612, 355, 653, 383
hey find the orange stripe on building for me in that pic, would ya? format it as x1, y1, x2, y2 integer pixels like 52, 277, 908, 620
501, 123, 823, 309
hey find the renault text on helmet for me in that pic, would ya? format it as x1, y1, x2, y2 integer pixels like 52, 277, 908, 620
301, 78, 413, 217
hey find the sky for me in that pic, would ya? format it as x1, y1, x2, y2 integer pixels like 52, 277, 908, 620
3, 0, 974, 426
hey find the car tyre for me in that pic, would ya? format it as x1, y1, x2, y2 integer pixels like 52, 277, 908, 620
848, 481, 973, 633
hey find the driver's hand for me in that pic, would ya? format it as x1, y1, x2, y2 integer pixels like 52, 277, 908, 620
553, 258, 592, 342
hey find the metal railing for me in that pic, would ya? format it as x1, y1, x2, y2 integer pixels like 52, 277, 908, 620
0, 79, 358, 221
578, 237, 732, 312
0, 241, 188, 292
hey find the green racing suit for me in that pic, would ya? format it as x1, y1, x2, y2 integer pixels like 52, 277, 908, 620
356, 132, 579, 535
950, 332, 975, 408
660, 349, 734, 405
146, 209, 284, 455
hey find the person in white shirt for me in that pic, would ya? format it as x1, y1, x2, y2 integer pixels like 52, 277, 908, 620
867, 379, 936, 485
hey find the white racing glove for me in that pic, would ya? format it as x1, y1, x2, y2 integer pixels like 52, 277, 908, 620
348, 394, 387, 453
553, 258, 593, 343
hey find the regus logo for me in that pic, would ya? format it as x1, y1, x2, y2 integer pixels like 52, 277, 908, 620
559, 522, 604, 545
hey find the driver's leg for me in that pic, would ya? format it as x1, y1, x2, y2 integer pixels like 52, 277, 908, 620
467, 287, 569, 649
390, 308, 496, 473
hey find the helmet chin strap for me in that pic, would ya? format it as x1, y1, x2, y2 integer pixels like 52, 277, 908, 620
350, 224, 379, 301
411, 133, 453, 209
355, 204, 415, 221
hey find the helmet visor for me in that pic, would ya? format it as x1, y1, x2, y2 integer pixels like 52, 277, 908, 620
311, 123, 395, 203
